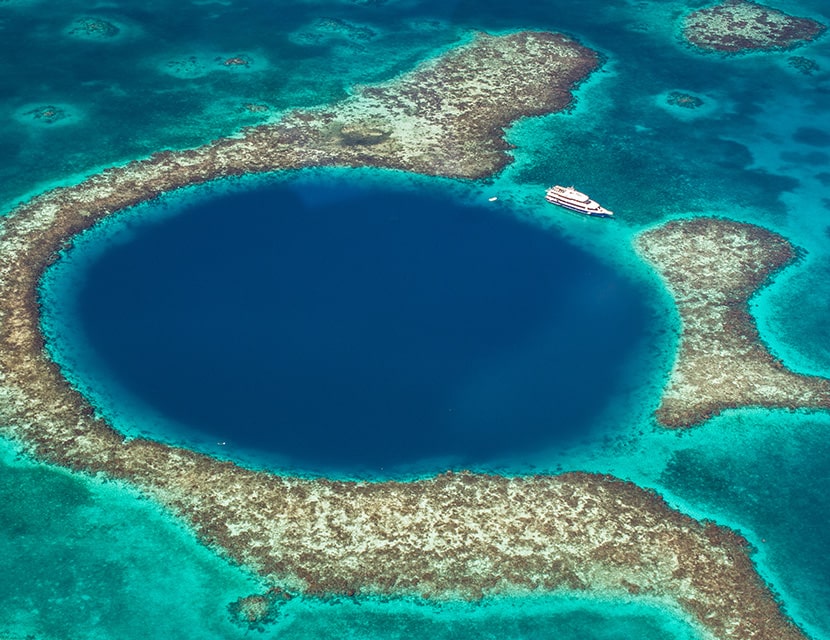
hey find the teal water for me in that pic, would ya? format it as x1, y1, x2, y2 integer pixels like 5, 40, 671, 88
4, 0, 830, 637
658, 413, 830, 638
0, 438, 263, 639
268, 594, 705, 640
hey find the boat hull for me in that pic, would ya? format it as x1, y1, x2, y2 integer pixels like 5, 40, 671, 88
545, 195, 613, 217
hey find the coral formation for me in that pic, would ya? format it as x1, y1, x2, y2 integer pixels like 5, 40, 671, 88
637, 218, 830, 428
683, 0, 825, 53
787, 55, 820, 74
0, 32, 809, 640
228, 587, 292, 631
666, 91, 704, 109
22, 105, 67, 124
65, 17, 121, 40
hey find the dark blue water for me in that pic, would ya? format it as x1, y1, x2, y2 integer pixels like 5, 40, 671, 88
65, 178, 652, 473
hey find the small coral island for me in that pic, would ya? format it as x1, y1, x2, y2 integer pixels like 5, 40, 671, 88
0, 31, 813, 640
683, 0, 826, 53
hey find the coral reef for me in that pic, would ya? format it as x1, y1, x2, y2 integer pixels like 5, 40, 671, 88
65, 17, 121, 40
221, 55, 250, 67
290, 17, 377, 47
228, 587, 292, 631
637, 218, 830, 428
0, 32, 809, 640
21, 105, 68, 124
666, 91, 704, 109
787, 55, 820, 75
683, 0, 825, 53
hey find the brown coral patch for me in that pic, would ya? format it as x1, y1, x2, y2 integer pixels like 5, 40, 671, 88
683, 0, 826, 53
666, 91, 704, 109
228, 587, 292, 630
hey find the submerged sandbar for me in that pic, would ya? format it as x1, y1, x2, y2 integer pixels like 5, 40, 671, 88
0, 31, 809, 640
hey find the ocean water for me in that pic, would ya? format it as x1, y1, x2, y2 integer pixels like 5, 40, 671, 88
1, 437, 706, 640
0, 438, 264, 640
40, 171, 661, 476
657, 412, 830, 638
3, 0, 830, 637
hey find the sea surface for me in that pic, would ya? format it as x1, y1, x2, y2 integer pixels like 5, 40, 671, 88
3, 0, 830, 638
40, 171, 662, 477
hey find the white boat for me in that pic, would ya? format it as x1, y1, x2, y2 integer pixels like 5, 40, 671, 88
545, 185, 613, 217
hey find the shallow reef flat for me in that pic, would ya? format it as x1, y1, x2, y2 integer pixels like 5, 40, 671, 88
0, 31, 810, 640
682, 0, 826, 53
636, 218, 830, 428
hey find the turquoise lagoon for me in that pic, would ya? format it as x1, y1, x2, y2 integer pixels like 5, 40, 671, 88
3, 0, 830, 638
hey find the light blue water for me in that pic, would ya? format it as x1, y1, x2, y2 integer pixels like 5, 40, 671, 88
4, 0, 830, 637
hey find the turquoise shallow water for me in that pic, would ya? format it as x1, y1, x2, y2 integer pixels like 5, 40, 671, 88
658, 413, 830, 638
3, 0, 830, 637
0, 439, 263, 640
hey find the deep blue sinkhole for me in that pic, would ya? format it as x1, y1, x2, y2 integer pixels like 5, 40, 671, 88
58, 178, 653, 473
